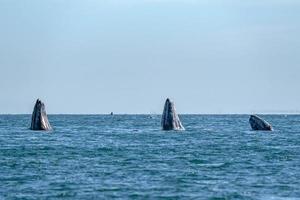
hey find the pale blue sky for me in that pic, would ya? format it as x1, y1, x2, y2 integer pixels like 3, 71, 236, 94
0, 0, 299, 114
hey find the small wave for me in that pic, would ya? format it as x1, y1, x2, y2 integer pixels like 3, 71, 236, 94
190, 160, 229, 168
258, 195, 300, 200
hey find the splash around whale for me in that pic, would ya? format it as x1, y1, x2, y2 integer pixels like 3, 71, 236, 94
161, 98, 185, 131
249, 115, 273, 131
30, 99, 52, 131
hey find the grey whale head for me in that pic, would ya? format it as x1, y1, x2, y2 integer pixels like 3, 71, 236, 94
161, 98, 185, 131
30, 99, 52, 131
249, 115, 273, 131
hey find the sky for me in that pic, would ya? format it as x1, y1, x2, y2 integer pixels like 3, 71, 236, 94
0, 0, 299, 114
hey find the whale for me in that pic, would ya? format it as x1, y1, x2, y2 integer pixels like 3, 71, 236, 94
249, 115, 273, 131
161, 98, 185, 131
30, 99, 52, 131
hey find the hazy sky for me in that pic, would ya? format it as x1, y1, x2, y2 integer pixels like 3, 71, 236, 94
0, 0, 299, 114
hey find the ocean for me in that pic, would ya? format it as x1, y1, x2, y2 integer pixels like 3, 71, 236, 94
0, 115, 299, 199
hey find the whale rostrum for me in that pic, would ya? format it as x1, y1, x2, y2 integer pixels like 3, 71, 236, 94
161, 98, 185, 131
249, 115, 273, 131
30, 99, 52, 131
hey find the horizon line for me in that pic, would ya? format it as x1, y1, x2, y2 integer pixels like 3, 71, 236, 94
0, 113, 299, 115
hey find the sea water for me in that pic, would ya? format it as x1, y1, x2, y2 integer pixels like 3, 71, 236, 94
0, 115, 299, 199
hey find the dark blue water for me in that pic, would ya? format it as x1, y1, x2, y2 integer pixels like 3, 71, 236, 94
0, 115, 299, 199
